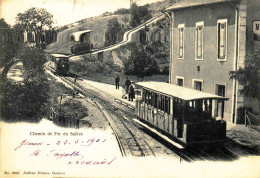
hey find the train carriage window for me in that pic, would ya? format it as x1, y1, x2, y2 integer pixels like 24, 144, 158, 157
165, 96, 168, 113
148, 91, 152, 105
144, 90, 147, 103
151, 92, 154, 106
145, 90, 151, 105
161, 95, 165, 111
173, 99, 181, 118
142, 89, 146, 102
165, 96, 170, 114
154, 93, 157, 108
145, 90, 148, 103
216, 84, 226, 118
149, 92, 151, 106
158, 94, 161, 110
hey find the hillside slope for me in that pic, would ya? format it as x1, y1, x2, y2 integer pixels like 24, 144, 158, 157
45, 14, 130, 54
45, 0, 174, 54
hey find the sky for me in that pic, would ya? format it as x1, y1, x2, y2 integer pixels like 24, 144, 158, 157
0, 0, 164, 27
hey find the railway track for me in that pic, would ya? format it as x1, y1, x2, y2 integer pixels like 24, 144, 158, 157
47, 69, 156, 157
46, 68, 237, 162
97, 103, 155, 157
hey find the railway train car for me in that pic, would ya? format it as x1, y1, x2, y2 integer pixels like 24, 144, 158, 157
50, 54, 69, 75
135, 81, 228, 148
70, 30, 93, 54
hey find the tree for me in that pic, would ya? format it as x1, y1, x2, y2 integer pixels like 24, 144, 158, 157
0, 43, 17, 75
13, 23, 24, 32
17, 44, 47, 76
130, 3, 152, 27
16, 7, 54, 33
229, 49, 260, 112
104, 18, 123, 46
0, 19, 16, 68
0, 18, 10, 29
0, 44, 50, 122
114, 8, 130, 15
124, 43, 159, 80
122, 16, 129, 27
15, 7, 54, 48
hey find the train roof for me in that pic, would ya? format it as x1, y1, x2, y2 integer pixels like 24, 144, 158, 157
50, 54, 68, 58
136, 81, 229, 101
70, 30, 92, 42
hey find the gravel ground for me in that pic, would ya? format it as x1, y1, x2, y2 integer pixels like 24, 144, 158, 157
78, 97, 111, 130
47, 71, 112, 131
226, 124, 260, 154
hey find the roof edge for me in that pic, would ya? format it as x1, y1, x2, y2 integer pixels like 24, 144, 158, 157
163, 0, 240, 12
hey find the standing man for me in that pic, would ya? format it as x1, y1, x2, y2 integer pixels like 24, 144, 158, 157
125, 77, 131, 94
128, 82, 135, 101
115, 74, 120, 89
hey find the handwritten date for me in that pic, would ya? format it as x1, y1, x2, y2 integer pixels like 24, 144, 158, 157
14, 138, 107, 150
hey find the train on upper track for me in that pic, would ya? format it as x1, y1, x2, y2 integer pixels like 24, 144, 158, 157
70, 30, 93, 54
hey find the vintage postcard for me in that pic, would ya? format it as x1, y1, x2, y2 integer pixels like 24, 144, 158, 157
0, 0, 260, 177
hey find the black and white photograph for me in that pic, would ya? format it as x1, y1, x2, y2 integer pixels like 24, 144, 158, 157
0, 0, 259, 177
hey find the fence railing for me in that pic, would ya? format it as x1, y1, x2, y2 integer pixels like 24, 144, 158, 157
245, 109, 260, 131
49, 107, 79, 128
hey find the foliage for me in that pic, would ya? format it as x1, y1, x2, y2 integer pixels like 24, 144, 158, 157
114, 8, 130, 15
102, 11, 113, 17
123, 43, 159, 79
122, 16, 129, 27
0, 44, 50, 122
0, 18, 10, 29
162, 66, 169, 75
229, 48, 260, 111
70, 55, 104, 76
0, 77, 49, 122
150, 18, 171, 33
0, 42, 17, 68
104, 18, 124, 46
130, 3, 152, 28
145, 41, 170, 65
15, 7, 54, 32
17, 44, 47, 76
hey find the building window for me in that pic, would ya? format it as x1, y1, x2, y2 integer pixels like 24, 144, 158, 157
217, 19, 227, 60
178, 24, 185, 59
192, 79, 203, 91
176, 76, 184, 86
215, 84, 226, 118
195, 22, 204, 60
253, 21, 260, 41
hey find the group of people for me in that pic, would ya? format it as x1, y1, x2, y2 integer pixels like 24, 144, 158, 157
115, 74, 135, 101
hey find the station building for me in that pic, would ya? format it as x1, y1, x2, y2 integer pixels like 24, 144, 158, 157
165, 0, 260, 123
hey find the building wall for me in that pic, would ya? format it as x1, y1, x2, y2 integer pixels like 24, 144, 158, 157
170, 3, 237, 121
